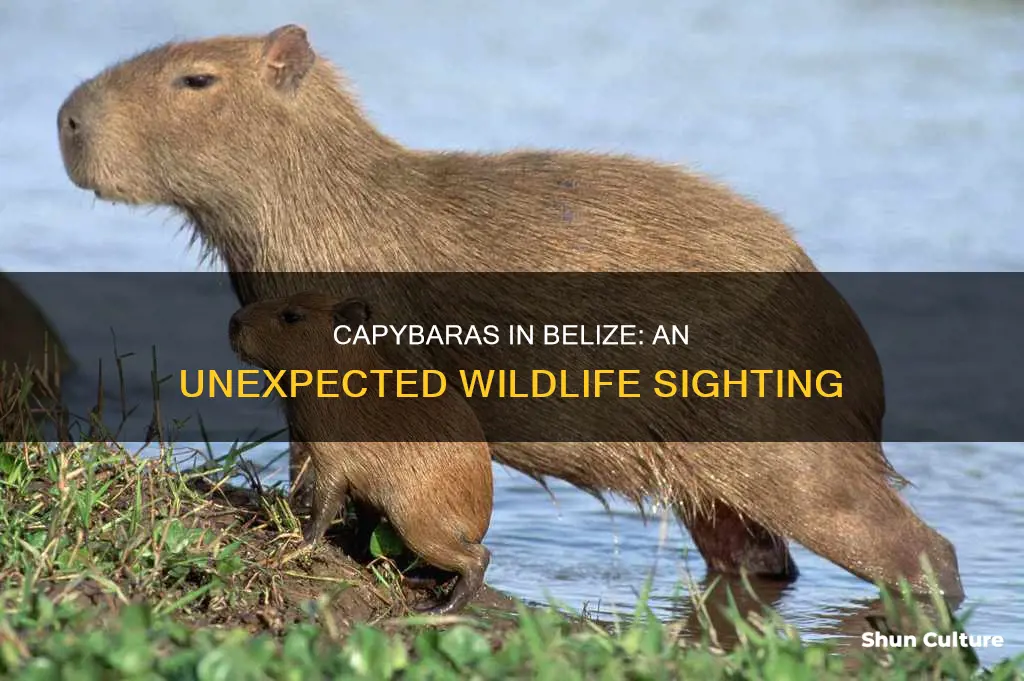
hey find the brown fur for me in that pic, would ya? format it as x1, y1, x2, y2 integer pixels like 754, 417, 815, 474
229, 291, 493, 614
57, 24, 963, 598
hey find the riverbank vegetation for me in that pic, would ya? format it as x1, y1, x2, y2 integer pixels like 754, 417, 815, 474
0, 369, 1021, 679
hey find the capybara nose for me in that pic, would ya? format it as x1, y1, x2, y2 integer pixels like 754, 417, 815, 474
57, 83, 101, 148
63, 112, 80, 134
57, 93, 89, 175
57, 97, 83, 139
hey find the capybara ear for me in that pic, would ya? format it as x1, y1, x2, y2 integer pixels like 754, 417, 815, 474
261, 24, 315, 93
333, 298, 371, 328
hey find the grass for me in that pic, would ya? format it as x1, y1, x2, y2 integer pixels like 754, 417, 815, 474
0, 367, 1022, 679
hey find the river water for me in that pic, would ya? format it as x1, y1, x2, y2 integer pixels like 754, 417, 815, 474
2, 0, 1022, 665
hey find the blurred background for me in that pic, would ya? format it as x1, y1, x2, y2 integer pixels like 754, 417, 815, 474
1, 0, 1022, 662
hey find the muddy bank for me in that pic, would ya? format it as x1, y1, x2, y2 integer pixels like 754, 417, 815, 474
0, 442, 527, 645
183, 476, 520, 634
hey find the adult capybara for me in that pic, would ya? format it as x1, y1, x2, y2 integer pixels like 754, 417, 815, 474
57, 24, 963, 599
229, 291, 493, 614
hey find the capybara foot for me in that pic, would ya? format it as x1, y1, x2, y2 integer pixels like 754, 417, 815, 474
412, 576, 479, 616
302, 484, 347, 548
911, 532, 964, 601
300, 527, 320, 549
682, 502, 798, 580
412, 546, 490, 616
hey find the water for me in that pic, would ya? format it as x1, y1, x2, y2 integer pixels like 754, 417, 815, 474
3, 0, 1023, 664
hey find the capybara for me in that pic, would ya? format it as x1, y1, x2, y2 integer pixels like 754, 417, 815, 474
228, 291, 493, 614
57, 24, 963, 598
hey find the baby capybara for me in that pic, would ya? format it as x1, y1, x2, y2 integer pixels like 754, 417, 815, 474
228, 291, 493, 615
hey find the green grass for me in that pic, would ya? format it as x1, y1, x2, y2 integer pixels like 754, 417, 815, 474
0, 370, 1022, 679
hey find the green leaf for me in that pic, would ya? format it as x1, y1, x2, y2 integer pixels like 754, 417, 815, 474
368, 523, 406, 559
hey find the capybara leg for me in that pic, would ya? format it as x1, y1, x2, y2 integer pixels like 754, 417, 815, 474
790, 494, 962, 599
288, 440, 315, 506
727, 443, 964, 599
303, 480, 348, 546
414, 543, 491, 616
681, 502, 799, 580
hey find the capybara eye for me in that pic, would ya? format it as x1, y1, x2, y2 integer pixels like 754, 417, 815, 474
280, 309, 304, 325
177, 74, 218, 90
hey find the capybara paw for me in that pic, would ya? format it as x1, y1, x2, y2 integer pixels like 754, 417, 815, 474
410, 574, 481, 616
915, 538, 965, 601
412, 597, 464, 617
300, 528, 322, 548
402, 574, 442, 589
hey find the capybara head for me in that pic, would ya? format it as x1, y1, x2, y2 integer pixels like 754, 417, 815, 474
229, 290, 370, 370
57, 25, 353, 207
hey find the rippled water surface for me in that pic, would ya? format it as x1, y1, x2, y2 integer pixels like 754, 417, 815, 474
2, 0, 1023, 664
